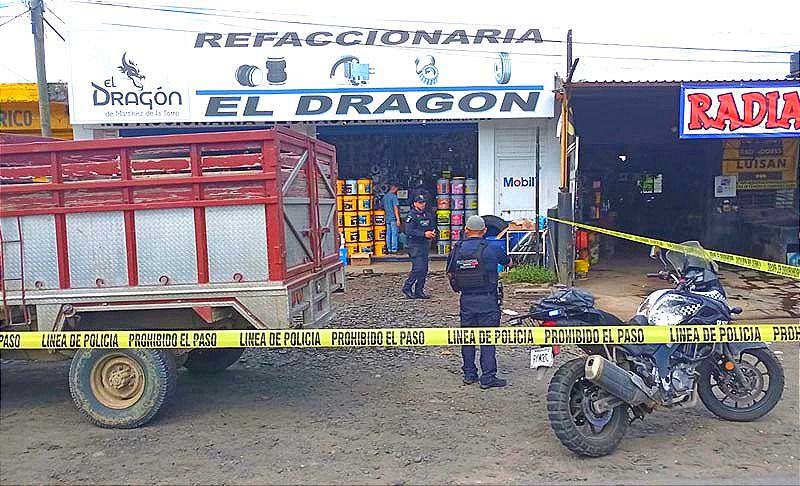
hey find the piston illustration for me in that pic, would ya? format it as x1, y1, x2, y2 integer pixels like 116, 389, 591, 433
330, 55, 374, 86
415, 55, 439, 85
494, 52, 511, 85
235, 57, 288, 87
235, 65, 262, 87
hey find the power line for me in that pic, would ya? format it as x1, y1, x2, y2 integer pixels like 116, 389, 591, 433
46, 5, 67, 25
43, 14, 65, 40
68, 0, 793, 58
77, 0, 794, 56
0, 6, 28, 28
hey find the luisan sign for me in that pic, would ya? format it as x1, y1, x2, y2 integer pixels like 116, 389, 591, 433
680, 83, 800, 138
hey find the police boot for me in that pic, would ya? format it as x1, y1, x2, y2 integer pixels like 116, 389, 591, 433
414, 292, 431, 299
479, 377, 508, 390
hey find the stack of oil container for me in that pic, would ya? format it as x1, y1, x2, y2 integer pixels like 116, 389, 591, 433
336, 178, 388, 257
435, 175, 478, 254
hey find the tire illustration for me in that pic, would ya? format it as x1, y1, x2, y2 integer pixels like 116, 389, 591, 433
698, 347, 784, 422
183, 348, 244, 374
546, 357, 629, 457
69, 348, 177, 429
494, 52, 511, 85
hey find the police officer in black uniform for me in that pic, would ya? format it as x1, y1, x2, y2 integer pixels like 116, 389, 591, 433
402, 194, 436, 299
446, 215, 510, 389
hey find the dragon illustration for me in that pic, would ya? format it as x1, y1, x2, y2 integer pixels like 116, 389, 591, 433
118, 52, 145, 90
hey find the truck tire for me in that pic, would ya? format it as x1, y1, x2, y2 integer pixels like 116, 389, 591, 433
69, 349, 177, 429
183, 348, 244, 374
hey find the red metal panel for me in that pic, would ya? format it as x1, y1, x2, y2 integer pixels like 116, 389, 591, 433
120, 148, 139, 286
262, 140, 285, 281
0, 129, 336, 290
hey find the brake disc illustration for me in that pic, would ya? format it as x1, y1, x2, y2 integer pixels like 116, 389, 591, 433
235, 64, 263, 87
494, 52, 511, 85
415, 55, 439, 85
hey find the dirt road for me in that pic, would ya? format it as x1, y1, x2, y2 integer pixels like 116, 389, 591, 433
2, 271, 799, 485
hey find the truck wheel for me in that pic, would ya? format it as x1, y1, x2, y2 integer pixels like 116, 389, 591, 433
183, 348, 244, 374
69, 349, 177, 429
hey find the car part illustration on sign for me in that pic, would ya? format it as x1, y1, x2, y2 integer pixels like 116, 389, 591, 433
118, 52, 146, 90
236, 58, 288, 87
415, 55, 439, 85
495, 52, 511, 85
266, 57, 287, 85
330, 55, 374, 85
235, 64, 263, 87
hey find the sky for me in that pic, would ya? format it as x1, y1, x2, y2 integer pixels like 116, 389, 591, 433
0, 0, 798, 84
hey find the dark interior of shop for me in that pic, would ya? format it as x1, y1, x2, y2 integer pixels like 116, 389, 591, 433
318, 123, 478, 197
572, 84, 723, 243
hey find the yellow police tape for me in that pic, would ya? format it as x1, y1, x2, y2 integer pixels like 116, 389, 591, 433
548, 217, 800, 280
1, 324, 798, 350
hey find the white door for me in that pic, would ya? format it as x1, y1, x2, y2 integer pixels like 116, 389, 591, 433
495, 155, 536, 219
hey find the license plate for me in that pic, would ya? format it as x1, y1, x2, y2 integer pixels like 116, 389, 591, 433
530, 347, 554, 369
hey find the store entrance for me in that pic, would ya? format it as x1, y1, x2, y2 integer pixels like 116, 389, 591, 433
319, 122, 478, 258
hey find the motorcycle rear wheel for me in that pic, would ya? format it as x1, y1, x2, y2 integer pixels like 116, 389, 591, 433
698, 347, 784, 422
546, 357, 629, 457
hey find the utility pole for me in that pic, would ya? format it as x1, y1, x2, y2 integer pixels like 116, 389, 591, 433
31, 0, 52, 137
556, 29, 575, 285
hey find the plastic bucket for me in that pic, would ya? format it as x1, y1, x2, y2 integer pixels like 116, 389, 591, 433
342, 195, 358, 211
343, 211, 359, 227
337, 213, 344, 229
336, 179, 346, 195
357, 178, 372, 195
374, 225, 387, 241
358, 211, 373, 226
450, 209, 465, 226
337, 196, 343, 212
345, 227, 359, 242
464, 210, 478, 222
436, 178, 450, 194
436, 194, 451, 210
374, 240, 387, 256
436, 209, 451, 225
358, 226, 374, 241
357, 195, 372, 211
464, 178, 478, 194
451, 194, 465, 210
438, 225, 451, 240
451, 225, 464, 241
344, 179, 357, 195
465, 194, 478, 210
373, 209, 386, 225
345, 242, 359, 256
437, 241, 451, 255
451, 177, 465, 194
358, 242, 373, 253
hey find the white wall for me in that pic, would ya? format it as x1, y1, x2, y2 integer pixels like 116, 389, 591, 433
477, 118, 560, 220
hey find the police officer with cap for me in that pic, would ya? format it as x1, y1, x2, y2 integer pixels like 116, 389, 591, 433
446, 215, 510, 389
402, 193, 436, 299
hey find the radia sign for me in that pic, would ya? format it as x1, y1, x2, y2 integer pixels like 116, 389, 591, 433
680, 83, 800, 138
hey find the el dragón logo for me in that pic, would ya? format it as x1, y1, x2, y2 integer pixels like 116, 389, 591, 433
91, 52, 183, 110
118, 52, 145, 90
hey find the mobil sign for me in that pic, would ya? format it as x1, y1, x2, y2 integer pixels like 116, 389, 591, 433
680, 82, 800, 138
502, 176, 535, 187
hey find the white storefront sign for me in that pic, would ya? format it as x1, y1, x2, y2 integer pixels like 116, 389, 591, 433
68, 27, 557, 124
680, 83, 800, 138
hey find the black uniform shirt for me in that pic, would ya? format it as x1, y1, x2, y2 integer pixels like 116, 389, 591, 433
405, 206, 434, 245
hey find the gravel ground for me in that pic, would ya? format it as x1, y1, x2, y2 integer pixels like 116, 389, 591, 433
1, 271, 799, 485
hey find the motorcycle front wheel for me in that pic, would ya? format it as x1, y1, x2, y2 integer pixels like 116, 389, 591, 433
697, 347, 784, 422
546, 358, 629, 457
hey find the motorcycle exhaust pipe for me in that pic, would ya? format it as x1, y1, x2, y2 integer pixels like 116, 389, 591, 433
585, 355, 655, 407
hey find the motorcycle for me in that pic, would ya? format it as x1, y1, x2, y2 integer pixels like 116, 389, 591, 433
508, 241, 785, 457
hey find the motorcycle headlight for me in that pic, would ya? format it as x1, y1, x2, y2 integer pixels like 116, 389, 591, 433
647, 294, 702, 325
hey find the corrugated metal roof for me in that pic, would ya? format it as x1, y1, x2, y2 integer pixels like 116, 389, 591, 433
570, 79, 797, 88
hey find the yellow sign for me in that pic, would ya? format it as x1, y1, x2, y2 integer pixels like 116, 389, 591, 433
0, 324, 797, 350
0, 83, 73, 139
722, 138, 798, 189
